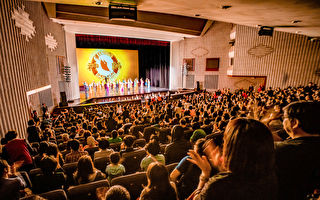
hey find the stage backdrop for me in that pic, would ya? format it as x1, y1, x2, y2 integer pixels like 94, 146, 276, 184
76, 34, 170, 88
76, 48, 139, 85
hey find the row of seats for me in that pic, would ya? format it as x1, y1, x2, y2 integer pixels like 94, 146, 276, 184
21, 163, 178, 200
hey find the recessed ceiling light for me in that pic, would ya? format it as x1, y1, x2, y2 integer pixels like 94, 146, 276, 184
95, 1, 102, 5
195, 14, 201, 17
292, 20, 302, 24
296, 31, 301, 34
221, 5, 232, 9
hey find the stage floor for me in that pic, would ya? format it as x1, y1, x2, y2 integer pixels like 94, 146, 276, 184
79, 86, 169, 103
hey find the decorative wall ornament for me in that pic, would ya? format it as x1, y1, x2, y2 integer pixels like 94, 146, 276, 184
45, 33, 58, 51
191, 47, 209, 57
11, 5, 36, 42
248, 43, 274, 58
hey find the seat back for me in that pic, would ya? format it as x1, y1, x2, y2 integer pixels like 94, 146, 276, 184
28, 168, 42, 184
111, 172, 147, 200
133, 138, 146, 148
62, 162, 78, 186
160, 144, 168, 154
122, 149, 147, 174
85, 147, 99, 160
94, 156, 109, 172
110, 142, 121, 152
40, 189, 67, 200
67, 179, 110, 200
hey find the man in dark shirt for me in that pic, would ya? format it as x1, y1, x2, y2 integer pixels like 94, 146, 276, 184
275, 101, 320, 200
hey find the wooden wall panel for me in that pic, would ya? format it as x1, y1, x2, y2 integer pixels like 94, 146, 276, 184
233, 25, 320, 88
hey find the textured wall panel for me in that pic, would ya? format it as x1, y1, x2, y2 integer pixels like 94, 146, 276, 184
234, 25, 320, 88
204, 75, 219, 89
39, 88, 53, 107
0, 0, 65, 138
186, 75, 194, 88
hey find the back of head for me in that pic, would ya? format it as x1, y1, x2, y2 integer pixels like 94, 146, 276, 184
110, 152, 120, 164
111, 130, 118, 139
77, 155, 94, 179
39, 141, 49, 155
123, 135, 134, 148
5, 130, 17, 142
0, 159, 9, 177
145, 141, 160, 156
145, 162, 176, 199
99, 137, 110, 150
223, 118, 275, 178
171, 125, 184, 142
105, 185, 130, 200
70, 139, 80, 151
87, 136, 96, 147
190, 129, 206, 143
283, 101, 320, 134
47, 143, 59, 157
40, 156, 57, 175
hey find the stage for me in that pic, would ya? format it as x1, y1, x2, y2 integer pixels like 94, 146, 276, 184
79, 86, 169, 104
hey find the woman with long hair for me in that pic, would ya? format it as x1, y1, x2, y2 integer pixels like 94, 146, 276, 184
140, 162, 178, 200
189, 118, 277, 200
73, 155, 105, 184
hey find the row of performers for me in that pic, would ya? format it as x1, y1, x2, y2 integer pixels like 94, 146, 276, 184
83, 78, 151, 90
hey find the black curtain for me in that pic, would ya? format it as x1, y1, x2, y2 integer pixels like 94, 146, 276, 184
76, 34, 170, 88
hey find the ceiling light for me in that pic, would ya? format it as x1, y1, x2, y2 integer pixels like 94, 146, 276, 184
221, 5, 232, 9
95, 1, 103, 5
292, 20, 302, 24
195, 14, 201, 17
295, 31, 301, 34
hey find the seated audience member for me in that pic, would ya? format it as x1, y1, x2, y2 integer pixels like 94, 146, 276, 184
33, 156, 66, 194
0, 159, 27, 200
108, 130, 122, 144
105, 185, 131, 200
189, 129, 206, 145
58, 133, 69, 151
84, 136, 97, 150
73, 155, 105, 184
65, 139, 88, 163
94, 138, 114, 159
2, 130, 34, 172
33, 141, 49, 168
169, 138, 208, 200
46, 142, 64, 168
165, 125, 191, 164
120, 135, 136, 155
275, 101, 320, 200
189, 118, 277, 200
27, 119, 41, 143
139, 162, 178, 200
140, 140, 165, 171
105, 152, 125, 182
142, 126, 156, 143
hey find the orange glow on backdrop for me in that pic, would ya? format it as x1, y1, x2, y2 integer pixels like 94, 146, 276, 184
76, 48, 139, 85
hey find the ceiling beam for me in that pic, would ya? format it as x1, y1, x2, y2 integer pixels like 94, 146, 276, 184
53, 4, 206, 36
200, 20, 214, 36
43, 2, 56, 18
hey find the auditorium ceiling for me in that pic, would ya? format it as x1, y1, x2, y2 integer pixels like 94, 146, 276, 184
29, 0, 320, 40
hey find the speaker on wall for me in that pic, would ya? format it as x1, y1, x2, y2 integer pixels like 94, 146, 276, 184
258, 26, 274, 36
109, 4, 137, 21
196, 81, 200, 91
60, 92, 67, 107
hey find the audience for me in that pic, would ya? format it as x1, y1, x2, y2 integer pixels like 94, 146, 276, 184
275, 101, 320, 200
1, 83, 320, 199
65, 139, 88, 163
73, 155, 105, 184
140, 140, 165, 171
105, 152, 125, 182
139, 162, 178, 200
189, 118, 277, 199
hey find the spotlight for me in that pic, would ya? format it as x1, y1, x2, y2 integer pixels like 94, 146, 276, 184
221, 5, 232, 9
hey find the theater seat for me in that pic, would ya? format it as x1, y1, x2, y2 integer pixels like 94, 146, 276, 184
110, 142, 121, 151
67, 179, 110, 200
85, 146, 99, 160
122, 149, 147, 174
28, 168, 42, 184
133, 138, 146, 148
94, 156, 109, 172
111, 172, 147, 200
62, 162, 78, 186
20, 189, 67, 200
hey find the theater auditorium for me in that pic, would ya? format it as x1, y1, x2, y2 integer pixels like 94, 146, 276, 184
0, 0, 320, 199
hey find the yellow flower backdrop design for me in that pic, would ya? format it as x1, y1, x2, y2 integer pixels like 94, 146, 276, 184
76, 48, 139, 85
